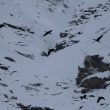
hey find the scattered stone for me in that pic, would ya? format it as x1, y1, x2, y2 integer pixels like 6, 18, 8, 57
9, 90, 14, 94
80, 15, 89, 19
89, 95, 95, 97
41, 51, 48, 57
41, 49, 55, 57
17, 103, 54, 110
4, 57, 16, 62
62, 87, 69, 89
0, 83, 8, 87
59, 32, 68, 38
4, 94, 8, 99
81, 88, 90, 94
55, 42, 66, 51
3, 22, 34, 34
0, 65, 9, 70
29, 83, 43, 87
11, 96, 17, 100
0, 24, 5, 28
94, 14, 102, 18
15, 51, 35, 60
80, 95, 87, 100
51, 92, 63, 96
79, 106, 83, 109
47, 49, 55, 56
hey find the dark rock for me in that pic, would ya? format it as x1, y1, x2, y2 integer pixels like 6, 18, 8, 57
0, 65, 9, 70
84, 55, 109, 71
59, 32, 68, 38
4, 57, 16, 62
29, 83, 43, 87
80, 15, 89, 19
79, 77, 110, 89
89, 95, 95, 97
17, 103, 54, 110
4, 94, 8, 99
47, 49, 55, 56
76, 66, 94, 85
2, 22, 34, 34
15, 51, 34, 59
0, 83, 8, 87
41, 51, 48, 57
77, 32, 82, 35
9, 90, 14, 94
0, 24, 5, 28
41, 49, 55, 57
80, 95, 87, 100
79, 106, 83, 109
94, 14, 102, 18
81, 88, 90, 94
55, 42, 65, 51
76, 55, 110, 91
11, 96, 17, 100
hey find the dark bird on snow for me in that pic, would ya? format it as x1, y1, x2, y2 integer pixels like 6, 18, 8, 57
80, 94, 87, 100
43, 30, 53, 37
97, 96, 105, 103
93, 35, 103, 42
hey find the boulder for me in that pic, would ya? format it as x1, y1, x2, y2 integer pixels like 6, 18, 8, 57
80, 77, 106, 89
76, 55, 110, 91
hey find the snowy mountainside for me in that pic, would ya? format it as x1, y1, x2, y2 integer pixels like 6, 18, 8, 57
0, 0, 110, 110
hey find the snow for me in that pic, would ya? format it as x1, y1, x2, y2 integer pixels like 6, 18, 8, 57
0, 0, 110, 110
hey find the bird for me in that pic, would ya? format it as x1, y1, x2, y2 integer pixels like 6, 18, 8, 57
43, 30, 53, 37
97, 96, 105, 103
80, 94, 87, 100
93, 35, 103, 42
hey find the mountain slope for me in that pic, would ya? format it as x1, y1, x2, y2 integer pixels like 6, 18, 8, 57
0, 0, 110, 110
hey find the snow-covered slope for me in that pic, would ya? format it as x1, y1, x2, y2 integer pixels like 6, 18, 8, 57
0, 0, 110, 110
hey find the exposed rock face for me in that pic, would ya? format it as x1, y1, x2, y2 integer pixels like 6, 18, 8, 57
80, 77, 110, 89
84, 55, 109, 71
76, 55, 110, 91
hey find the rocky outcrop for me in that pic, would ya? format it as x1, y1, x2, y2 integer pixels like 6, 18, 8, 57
0, 23, 34, 34
80, 76, 110, 89
76, 55, 110, 91
17, 103, 54, 110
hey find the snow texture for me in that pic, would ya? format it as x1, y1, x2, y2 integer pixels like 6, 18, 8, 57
0, 0, 110, 110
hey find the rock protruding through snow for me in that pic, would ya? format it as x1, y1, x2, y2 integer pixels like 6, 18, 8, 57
76, 55, 110, 91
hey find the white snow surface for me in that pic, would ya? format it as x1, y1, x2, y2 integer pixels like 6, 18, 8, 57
0, 0, 110, 110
